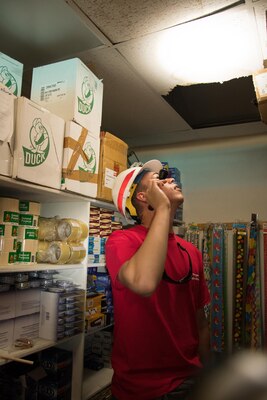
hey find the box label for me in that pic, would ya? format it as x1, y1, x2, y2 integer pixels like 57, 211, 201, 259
3, 211, 19, 224
22, 118, 50, 167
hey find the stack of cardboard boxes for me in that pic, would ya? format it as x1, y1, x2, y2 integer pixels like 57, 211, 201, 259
0, 51, 128, 201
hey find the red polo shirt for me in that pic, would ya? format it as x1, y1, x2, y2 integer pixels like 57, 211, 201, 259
105, 225, 210, 400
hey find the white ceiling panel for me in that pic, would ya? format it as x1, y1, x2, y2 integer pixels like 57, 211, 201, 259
77, 47, 191, 147
73, 0, 239, 43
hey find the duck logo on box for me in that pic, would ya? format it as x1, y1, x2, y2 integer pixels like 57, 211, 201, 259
77, 76, 97, 115
79, 142, 97, 173
0, 65, 18, 95
23, 118, 50, 167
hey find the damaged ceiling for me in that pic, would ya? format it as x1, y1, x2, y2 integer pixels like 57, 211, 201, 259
1, 0, 267, 149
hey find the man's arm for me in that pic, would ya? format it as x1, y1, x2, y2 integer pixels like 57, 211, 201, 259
196, 307, 211, 365
118, 178, 171, 296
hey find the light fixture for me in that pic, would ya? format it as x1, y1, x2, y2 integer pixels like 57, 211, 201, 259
157, 3, 263, 85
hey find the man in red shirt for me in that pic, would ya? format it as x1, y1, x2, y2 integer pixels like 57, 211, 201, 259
105, 160, 210, 400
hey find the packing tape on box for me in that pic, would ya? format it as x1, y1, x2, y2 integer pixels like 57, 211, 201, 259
0, 197, 19, 212
19, 200, 41, 216
19, 214, 39, 227
57, 219, 88, 242
0, 224, 18, 237
0, 251, 17, 265
38, 218, 58, 241
18, 226, 38, 240
0, 237, 17, 252
0, 210, 19, 225
67, 243, 86, 264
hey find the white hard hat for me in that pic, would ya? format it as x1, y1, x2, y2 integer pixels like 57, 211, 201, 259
112, 159, 162, 223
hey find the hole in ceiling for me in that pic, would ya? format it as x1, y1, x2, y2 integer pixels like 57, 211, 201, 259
162, 76, 261, 129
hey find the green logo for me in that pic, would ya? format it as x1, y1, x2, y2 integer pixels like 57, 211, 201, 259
23, 118, 50, 167
78, 142, 96, 173
77, 76, 97, 115
0, 65, 18, 95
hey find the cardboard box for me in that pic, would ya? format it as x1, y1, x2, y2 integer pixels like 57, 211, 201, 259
15, 288, 41, 317
12, 97, 65, 189
253, 68, 267, 124
0, 290, 16, 320
13, 313, 40, 341
30, 58, 103, 137
0, 87, 16, 176
0, 52, 23, 96
61, 121, 100, 197
39, 291, 58, 341
97, 131, 128, 202
0, 318, 14, 349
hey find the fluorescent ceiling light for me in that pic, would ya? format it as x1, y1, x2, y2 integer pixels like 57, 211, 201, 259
157, 5, 263, 85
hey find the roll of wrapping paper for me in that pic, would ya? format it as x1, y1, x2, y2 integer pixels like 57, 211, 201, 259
48, 241, 72, 264
38, 217, 58, 241
67, 242, 86, 264
263, 223, 267, 348
232, 224, 247, 350
57, 219, 88, 242
244, 217, 262, 349
210, 225, 226, 353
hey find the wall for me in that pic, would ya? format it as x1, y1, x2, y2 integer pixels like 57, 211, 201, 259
135, 134, 267, 224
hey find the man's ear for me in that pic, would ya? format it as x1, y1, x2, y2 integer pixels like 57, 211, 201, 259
136, 192, 146, 203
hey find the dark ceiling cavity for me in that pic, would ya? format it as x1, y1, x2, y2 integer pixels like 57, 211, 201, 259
163, 76, 261, 129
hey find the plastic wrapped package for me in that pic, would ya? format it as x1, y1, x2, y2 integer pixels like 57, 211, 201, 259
57, 218, 89, 242
38, 217, 59, 241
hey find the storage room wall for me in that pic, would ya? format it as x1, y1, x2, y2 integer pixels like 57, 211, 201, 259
134, 133, 267, 224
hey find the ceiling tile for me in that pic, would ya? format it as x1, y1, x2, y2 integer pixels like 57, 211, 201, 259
74, 0, 237, 43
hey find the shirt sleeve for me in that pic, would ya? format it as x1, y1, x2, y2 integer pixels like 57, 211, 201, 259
105, 230, 141, 288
